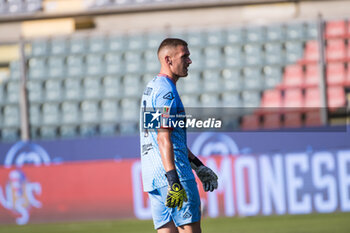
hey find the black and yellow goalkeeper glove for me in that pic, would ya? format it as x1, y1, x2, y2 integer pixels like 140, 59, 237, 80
165, 169, 188, 210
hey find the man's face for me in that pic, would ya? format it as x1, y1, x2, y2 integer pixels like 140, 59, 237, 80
170, 45, 192, 78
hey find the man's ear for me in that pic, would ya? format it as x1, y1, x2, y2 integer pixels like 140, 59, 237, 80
165, 56, 172, 65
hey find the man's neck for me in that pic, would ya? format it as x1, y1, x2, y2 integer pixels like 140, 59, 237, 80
158, 71, 179, 84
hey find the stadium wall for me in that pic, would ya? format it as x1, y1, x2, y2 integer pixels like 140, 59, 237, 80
0, 128, 349, 225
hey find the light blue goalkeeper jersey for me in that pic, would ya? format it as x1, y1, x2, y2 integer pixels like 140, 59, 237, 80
140, 74, 195, 192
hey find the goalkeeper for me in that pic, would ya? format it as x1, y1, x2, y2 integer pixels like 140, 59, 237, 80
140, 38, 218, 233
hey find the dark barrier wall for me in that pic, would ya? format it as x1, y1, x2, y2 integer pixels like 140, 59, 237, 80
0, 128, 350, 225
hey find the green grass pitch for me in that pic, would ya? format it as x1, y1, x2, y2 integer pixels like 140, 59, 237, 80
1, 212, 349, 233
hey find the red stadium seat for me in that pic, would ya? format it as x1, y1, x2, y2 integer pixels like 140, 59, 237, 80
304, 64, 319, 87
283, 88, 304, 111
345, 63, 350, 86
261, 89, 283, 108
305, 87, 321, 108
304, 86, 346, 110
241, 115, 260, 130
302, 40, 319, 63
280, 64, 303, 88
284, 112, 303, 128
262, 113, 281, 129
325, 20, 347, 38
326, 39, 347, 62
305, 110, 323, 127
326, 62, 346, 86
258, 89, 282, 115
328, 86, 346, 110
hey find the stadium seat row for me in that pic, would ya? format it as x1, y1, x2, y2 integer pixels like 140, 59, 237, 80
25, 76, 148, 102
0, 98, 140, 126
3, 65, 285, 103
325, 19, 350, 38
241, 110, 323, 130
0, 0, 42, 14
279, 63, 350, 88
301, 39, 350, 63
260, 86, 346, 110
21, 43, 307, 78
27, 22, 317, 56
0, 122, 139, 141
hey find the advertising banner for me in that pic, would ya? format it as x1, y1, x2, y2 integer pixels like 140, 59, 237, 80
0, 150, 350, 225
0, 130, 350, 225
0, 160, 135, 224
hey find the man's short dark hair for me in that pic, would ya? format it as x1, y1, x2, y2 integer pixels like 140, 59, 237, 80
157, 38, 188, 55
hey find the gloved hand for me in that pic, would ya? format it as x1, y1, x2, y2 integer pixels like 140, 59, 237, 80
190, 157, 218, 192
165, 169, 188, 210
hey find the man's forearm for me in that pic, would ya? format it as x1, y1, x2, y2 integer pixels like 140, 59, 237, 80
158, 129, 176, 172
187, 148, 196, 160
187, 148, 204, 169
158, 130, 187, 210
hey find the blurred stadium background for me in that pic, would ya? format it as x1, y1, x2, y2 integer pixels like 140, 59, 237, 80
0, 0, 350, 232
